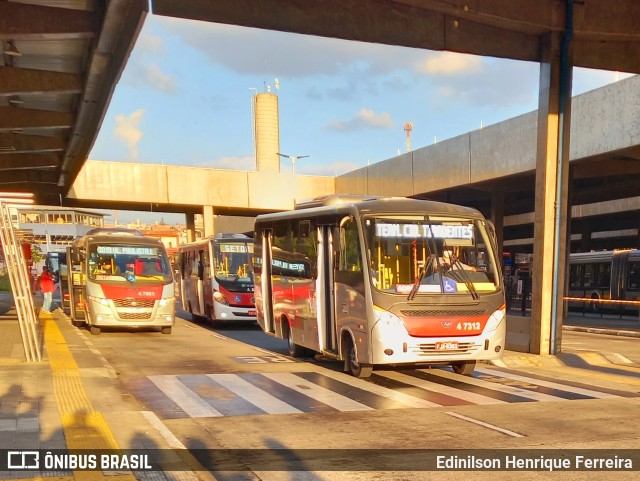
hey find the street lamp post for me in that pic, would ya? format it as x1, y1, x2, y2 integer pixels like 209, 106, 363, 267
277, 153, 309, 175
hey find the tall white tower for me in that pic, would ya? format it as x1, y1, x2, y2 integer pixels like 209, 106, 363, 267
253, 92, 280, 173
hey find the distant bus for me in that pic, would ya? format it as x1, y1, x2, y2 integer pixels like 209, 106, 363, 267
567, 249, 640, 314
178, 233, 255, 327
45, 249, 69, 313
253, 195, 506, 378
67, 228, 176, 335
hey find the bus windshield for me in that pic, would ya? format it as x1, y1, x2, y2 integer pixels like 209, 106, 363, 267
365, 216, 499, 296
213, 241, 254, 283
87, 243, 173, 283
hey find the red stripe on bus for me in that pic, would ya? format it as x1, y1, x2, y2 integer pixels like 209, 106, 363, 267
400, 314, 490, 337
100, 284, 163, 300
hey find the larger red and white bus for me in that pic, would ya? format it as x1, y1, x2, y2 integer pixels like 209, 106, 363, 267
253, 195, 506, 377
67, 228, 175, 335
178, 233, 255, 327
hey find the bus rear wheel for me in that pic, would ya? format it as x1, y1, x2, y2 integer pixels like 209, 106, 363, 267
286, 320, 306, 358
451, 360, 476, 376
344, 337, 372, 378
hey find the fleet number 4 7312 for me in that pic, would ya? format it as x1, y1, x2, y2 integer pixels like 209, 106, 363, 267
457, 322, 481, 330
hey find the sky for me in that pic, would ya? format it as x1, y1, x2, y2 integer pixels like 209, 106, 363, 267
88, 13, 634, 225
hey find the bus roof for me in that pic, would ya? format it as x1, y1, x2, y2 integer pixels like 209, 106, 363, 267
257, 196, 485, 223
72, 232, 165, 249
178, 233, 252, 251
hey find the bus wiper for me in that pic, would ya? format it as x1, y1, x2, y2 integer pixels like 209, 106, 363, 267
448, 256, 479, 301
407, 257, 433, 301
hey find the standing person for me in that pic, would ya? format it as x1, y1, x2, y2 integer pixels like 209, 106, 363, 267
38, 266, 56, 313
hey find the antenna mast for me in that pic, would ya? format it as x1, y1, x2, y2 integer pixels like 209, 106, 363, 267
403, 122, 413, 152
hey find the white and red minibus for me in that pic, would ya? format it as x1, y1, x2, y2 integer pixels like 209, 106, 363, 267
179, 233, 255, 327
254, 195, 506, 377
67, 228, 175, 335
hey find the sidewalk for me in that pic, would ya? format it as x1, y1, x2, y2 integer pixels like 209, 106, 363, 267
0, 291, 204, 480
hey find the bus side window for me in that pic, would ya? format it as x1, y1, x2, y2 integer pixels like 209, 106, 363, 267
584, 264, 594, 288
569, 264, 582, 289
629, 262, 640, 290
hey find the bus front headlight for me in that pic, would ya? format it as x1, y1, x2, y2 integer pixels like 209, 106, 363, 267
87, 295, 109, 306
484, 305, 506, 333
373, 305, 405, 329
159, 297, 174, 307
213, 291, 229, 306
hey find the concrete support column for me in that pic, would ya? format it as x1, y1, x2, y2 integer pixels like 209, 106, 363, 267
491, 188, 505, 258
203, 205, 215, 237
185, 213, 196, 243
530, 25, 574, 355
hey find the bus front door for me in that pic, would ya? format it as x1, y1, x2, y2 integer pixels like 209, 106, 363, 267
316, 225, 337, 354
260, 231, 275, 334
67, 247, 86, 325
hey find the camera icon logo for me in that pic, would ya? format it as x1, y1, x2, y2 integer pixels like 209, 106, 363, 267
7, 451, 40, 470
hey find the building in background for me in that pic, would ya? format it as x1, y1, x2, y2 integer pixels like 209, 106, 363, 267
9, 205, 105, 254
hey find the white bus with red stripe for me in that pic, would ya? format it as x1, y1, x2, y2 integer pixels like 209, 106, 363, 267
178, 233, 255, 328
254, 195, 506, 378
67, 228, 175, 335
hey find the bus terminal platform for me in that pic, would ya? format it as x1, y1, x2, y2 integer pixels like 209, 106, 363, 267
0, 290, 638, 480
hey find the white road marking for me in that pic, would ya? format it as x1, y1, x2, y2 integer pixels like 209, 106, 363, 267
444, 411, 524, 437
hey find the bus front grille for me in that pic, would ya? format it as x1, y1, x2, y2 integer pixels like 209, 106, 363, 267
401, 309, 486, 317
113, 298, 156, 308
118, 312, 152, 320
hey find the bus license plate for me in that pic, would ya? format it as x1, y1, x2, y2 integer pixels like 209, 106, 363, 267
248, 310, 256, 316
435, 341, 458, 350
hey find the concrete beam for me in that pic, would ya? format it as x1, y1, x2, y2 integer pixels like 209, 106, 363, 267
0, 154, 60, 171
0, 107, 73, 131
0, 2, 95, 40
0, 67, 82, 95
68, 160, 335, 213
0, 133, 65, 153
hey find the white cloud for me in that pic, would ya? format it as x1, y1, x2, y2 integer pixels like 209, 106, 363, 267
195, 155, 255, 171
114, 110, 145, 161
146, 63, 177, 93
327, 108, 394, 132
416, 52, 483, 75
137, 33, 165, 54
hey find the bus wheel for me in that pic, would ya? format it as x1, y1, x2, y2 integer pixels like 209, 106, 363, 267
286, 321, 305, 358
344, 337, 373, 378
89, 326, 101, 336
161, 327, 172, 334
451, 360, 476, 376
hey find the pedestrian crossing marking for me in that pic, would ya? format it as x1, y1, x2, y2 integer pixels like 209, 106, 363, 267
206, 374, 302, 414
430, 368, 569, 402
148, 375, 223, 418
261, 372, 374, 412
475, 367, 619, 399
132, 367, 633, 420
375, 371, 505, 405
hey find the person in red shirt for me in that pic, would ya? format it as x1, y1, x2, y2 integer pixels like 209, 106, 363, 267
38, 266, 56, 313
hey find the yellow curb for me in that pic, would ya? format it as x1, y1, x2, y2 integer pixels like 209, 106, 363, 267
43, 318, 136, 481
